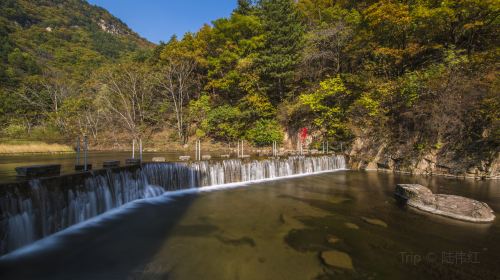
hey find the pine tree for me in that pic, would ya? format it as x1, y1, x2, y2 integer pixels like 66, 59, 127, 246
235, 0, 253, 15
256, 0, 304, 104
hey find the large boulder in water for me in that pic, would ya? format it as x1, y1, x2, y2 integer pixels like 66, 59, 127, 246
395, 184, 495, 223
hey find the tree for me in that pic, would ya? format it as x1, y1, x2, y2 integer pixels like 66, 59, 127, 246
13, 70, 73, 134
299, 76, 353, 140
97, 62, 158, 141
246, 119, 283, 146
235, 0, 254, 15
187, 94, 211, 138
204, 13, 263, 103
302, 22, 354, 80
256, 0, 304, 103
156, 35, 200, 143
202, 105, 244, 142
58, 96, 103, 142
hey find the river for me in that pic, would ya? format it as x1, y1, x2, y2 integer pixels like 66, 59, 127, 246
0, 169, 498, 280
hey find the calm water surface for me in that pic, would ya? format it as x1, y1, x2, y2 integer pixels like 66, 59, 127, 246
0, 151, 232, 183
0, 171, 499, 280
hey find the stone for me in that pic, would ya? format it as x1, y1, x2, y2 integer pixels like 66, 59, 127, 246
326, 235, 340, 245
179, 156, 190, 161
361, 217, 388, 228
329, 197, 350, 204
395, 184, 495, 223
345, 222, 359, 230
201, 155, 212, 160
75, 164, 92, 171
102, 160, 119, 168
125, 159, 141, 165
152, 157, 166, 162
15, 164, 61, 177
320, 250, 353, 270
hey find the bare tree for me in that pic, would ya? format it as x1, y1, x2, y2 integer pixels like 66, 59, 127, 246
302, 22, 353, 80
97, 63, 158, 142
16, 69, 74, 133
83, 106, 102, 142
155, 55, 197, 143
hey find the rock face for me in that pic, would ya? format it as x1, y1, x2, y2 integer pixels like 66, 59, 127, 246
395, 184, 495, 223
348, 137, 500, 179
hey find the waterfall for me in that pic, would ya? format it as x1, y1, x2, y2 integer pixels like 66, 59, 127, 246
0, 155, 345, 255
142, 156, 346, 189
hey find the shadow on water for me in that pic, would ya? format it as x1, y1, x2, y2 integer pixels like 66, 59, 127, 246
0, 162, 214, 279
0, 194, 198, 280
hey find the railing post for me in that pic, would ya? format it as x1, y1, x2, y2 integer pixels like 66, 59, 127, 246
76, 137, 80, 165
139, 138, 143, 161
83, 135, 88, 171
197, 140, 201, 161
132, 139, 135, 159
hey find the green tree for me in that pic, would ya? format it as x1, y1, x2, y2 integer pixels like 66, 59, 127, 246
256, 0, 304, 103
202, 105, 244, 142
235, 0, 255, 15
246, 119, 283, 146
205, 13, 263, 103
299, 76, 353, 140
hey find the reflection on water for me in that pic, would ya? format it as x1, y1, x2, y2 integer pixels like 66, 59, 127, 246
0, 171, 499, 280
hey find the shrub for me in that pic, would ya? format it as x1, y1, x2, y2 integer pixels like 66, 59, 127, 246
246, 119, 283, 146
203, 105, 243, 142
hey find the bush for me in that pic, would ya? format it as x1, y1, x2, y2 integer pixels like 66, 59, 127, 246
3, 122, 26, 138
246, 119, 283, 146
203, 105, 243, 142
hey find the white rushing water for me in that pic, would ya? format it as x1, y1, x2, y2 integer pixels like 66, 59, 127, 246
0, 155, 346, 255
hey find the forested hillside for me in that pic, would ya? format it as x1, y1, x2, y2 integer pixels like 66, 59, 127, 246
0, 0, 498, 176
0, 0, 151, 139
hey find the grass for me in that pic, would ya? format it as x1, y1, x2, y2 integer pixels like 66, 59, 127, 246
0, 142, 74, 154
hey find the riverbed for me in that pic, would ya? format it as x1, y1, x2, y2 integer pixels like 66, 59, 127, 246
0, 170, 498, 280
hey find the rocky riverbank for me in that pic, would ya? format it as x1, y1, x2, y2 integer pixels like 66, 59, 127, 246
348, 137, 499, 180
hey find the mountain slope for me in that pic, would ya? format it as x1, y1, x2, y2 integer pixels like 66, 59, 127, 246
0, 0, 152, 85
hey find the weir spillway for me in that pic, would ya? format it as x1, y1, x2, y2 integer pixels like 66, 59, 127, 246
0, 155, 346, 256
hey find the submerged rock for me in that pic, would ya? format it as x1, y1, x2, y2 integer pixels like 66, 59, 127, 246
329, 196, 350, 204
344, 222, 359, 230
279, 213, 304, 228
320, 250, 354, 270
326, 235, 340, 244
361, 217, 388, 228
215, 235, 256, 247
395, 184, 495, 223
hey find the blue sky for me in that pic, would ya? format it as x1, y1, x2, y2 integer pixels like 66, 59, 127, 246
87, 0, 237, 44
